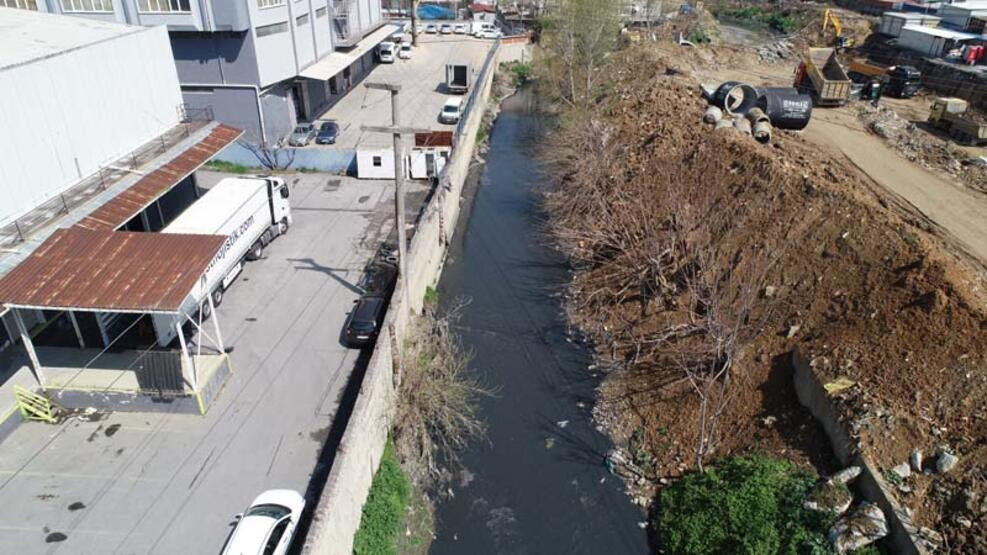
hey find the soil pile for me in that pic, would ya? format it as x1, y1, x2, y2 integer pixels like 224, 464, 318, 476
543, 45, 987, 550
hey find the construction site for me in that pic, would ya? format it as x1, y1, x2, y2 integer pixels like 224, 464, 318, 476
541, 2, 987, 553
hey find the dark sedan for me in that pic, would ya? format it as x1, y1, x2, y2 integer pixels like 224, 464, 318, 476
344, 296, 388, 348
315, 121, 340, 145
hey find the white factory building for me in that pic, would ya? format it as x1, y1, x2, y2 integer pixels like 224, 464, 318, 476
0, 7, 183, 228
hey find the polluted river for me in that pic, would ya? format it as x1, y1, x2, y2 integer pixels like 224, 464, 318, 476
429, 88, 649, 554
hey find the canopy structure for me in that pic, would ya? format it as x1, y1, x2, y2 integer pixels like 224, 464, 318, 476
300, 24, 401, 81
0, 228, 224, 314
77, 124, 242, 231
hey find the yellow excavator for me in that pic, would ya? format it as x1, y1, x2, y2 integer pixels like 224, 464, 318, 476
822, 8, 854, 49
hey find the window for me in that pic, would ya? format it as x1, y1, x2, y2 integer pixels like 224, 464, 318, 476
137, 0, 191, 12
262, 519, 290, 555
1, 0, 38, 9
60, 0, 113, 12
372, 156, 382, 167
315, 6, 327, 17
256, 21, 288, 37
257, 0, 284, 8
296, 13, 308, 26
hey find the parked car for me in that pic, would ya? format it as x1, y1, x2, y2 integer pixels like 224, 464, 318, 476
399, 43, 412, 60
378, 41, 396, 63
344, 296, 389, 347
315, 121, 340, 145
425, 23, 438, 33
220, 490, 305, 555
440, 23, 453, 34
453, 23, 467, 34
288, 123, 316, 146
439, 97, 464, 124
477, 28, 503, 39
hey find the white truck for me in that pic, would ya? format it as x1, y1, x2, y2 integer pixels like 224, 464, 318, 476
152, 176, 292, 346
445, 63, 473, 94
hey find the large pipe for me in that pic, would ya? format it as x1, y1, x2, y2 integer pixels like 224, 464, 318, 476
756, 87, 813, 130
733, 116, 752, 134
714, 118, 734, 131
704, 106, 723, 124
746, 107, 770, 126
713, 82, 759, 116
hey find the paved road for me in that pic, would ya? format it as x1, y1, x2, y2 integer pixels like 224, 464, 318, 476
0, 173, 394, 554
309, 34, 494, 150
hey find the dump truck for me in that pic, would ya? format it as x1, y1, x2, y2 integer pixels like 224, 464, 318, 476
152, 176, 292, 346
928, 97, 987, 145
847, 60, 922, 98
445, 63, 472, 94
795, 48, 852, 106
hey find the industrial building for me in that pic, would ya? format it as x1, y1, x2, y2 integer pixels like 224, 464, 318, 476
13, 0, 391, 144
0, 8, 242, 416
897, 24, 983, 56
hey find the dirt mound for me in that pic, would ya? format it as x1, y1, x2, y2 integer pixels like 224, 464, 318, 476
544, 45, 987, 549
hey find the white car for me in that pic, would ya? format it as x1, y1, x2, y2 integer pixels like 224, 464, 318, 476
221, 490, 305, 555
454, 23, 467, 34
440, 23, 453, 34
399, 43, 412, 59
477, 28, 503, 39
425, 23, 437, 33
439, 97, 463, 124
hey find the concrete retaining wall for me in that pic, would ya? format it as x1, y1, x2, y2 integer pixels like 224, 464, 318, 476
792, 351, 926, 555
301, 39, 504, 555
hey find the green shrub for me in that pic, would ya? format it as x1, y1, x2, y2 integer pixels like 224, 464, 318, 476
658, 455, 837, 555
353, 441, 410, 555
509, 62, 534, 86
204, 159, 257, 174
423, 286, 439, 307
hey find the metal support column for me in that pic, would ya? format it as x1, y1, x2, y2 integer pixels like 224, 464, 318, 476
68, 311, 86, 349
13, 309, 46, 390
176, 320, 196, 391
208, 295, 225, 353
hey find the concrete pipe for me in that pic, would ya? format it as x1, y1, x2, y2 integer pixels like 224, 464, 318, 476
721, 84, 759, 116
714, 118, 734, 131
752, 121, 772, 144
733, 116, 752, 134
703, 106, 723, 124
745, 107, 770, 126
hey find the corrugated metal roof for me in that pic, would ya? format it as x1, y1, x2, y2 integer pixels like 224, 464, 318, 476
0, 228, 224, 313
415, 131, 454, 147
77, 124, 242, 231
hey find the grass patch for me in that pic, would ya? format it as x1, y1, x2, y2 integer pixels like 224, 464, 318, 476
423, 286, 439, 307
507, 61, 534, 86
715, 6, 798, 34
395, 487, 434, 554
354, 441, 410, 555
659, 454, 861, 554
204, 159, 259, 174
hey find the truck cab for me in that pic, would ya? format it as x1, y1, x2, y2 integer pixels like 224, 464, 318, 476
885, 66, 921, 98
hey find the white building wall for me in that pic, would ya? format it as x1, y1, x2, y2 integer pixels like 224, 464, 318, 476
0, 25, 182, 226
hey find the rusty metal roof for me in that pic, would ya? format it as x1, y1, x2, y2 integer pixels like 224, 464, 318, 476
77, 124, 242, 231
415, 131, 453, 148
0, 228, 224, 313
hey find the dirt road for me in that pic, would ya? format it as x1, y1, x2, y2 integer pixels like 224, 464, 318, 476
707, 65, 987, 264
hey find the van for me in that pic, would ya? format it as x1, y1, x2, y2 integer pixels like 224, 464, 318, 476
472, 22, 495, 36
439, 97, 463, 124
378, 41, 396, 63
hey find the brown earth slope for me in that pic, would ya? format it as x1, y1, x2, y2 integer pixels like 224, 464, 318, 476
543, 46, 987, 550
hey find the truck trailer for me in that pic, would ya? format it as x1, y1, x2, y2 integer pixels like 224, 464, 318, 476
445, 63, 472, 94
795, 48, 852, 106
928, 97, 987, 145
152, 176, 292, 346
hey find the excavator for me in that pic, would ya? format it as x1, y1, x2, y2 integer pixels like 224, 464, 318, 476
822, 8, 854, 49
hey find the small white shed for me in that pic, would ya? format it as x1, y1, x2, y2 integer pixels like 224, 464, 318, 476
897, 24, 980, 56
879, 12, 941, 36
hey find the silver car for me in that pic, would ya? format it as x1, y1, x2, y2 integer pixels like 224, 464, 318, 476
288, 123, 316, 146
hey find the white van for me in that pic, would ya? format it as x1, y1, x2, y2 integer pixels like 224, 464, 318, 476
472, 21, 495, 36
378, 41, 396, 63
439, 97, 463, 124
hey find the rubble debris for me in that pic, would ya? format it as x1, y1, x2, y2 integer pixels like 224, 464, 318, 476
910, 448, 923, 472
936, 450, 959, 473
828, 502, 889, 553
830, 466, 862, 485
804, 480, 853, 515
890, 462, 911, 480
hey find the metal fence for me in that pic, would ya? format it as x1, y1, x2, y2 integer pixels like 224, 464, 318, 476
454, 38, 502, 146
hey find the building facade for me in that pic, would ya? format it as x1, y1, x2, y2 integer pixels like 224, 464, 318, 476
19, 0, 386, 143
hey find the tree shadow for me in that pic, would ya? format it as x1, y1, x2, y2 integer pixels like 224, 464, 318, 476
287, 257, 365, 296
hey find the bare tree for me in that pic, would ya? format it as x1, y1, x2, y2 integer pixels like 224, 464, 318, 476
239, 140, 297, 171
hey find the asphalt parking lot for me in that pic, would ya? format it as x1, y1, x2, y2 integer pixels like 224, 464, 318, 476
0, 172, 402, 554
310, 33, 495, 150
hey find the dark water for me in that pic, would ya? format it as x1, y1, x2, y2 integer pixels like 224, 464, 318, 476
430, 90, 649, 554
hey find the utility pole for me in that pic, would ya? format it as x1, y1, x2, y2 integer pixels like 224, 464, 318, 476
361, 83, 429, 314
410, 0, 419, 46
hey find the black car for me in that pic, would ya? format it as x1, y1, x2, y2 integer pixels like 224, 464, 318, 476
344, 296, 388, 347
315, 121, 340, 144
